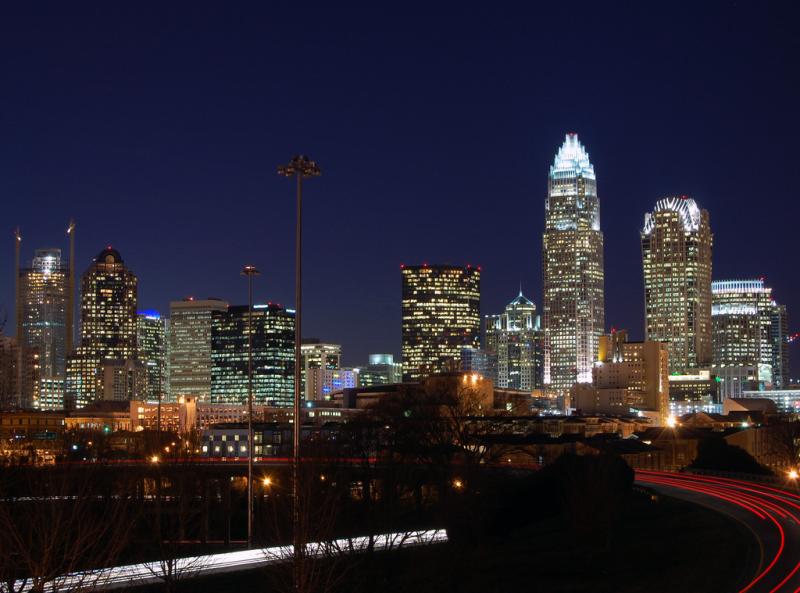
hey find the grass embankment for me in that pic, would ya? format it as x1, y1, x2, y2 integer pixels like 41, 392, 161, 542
172, 490, 757, 593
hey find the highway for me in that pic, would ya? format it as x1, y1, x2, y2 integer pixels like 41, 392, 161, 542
9, 529, 448, 593
637, 471, 800, 593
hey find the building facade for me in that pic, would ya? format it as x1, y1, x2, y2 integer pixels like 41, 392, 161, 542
307, 367, 358, 401
17, 249, 69, 409
300, 340, 341, 399
641, 196, 713, 373
484, 291, 542, 391
711, 280, 778, 397
169, 298, 228, 402
358, 354, 403, 386
401, 264, 481, 381
771, 303, 790, 389
210, 303, 295, 406
66, 247, 138, 408
101, 358, 148, 401
542, 133, 605, 392
572, 330, 669, 424
137, 310, 167, 403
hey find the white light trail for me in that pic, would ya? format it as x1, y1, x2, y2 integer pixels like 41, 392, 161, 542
14, 529, 448, 592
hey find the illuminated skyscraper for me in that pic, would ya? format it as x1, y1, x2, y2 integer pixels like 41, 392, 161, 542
66, 247, 138, 408
169, 298, 228, 402
711, 280, 789, 397
210, 303, 295, 406
485, 291, 542, 391
771, 303, 790, 389
401, 264, 481, 382
641, 197, 713, 373
300, 340, 341, 399
17, 249, 68, 409
137, 310, 167, 402
542, 133, 605, 392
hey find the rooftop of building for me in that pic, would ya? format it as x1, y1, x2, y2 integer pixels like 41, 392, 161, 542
94, 246, 123, 264
549, 133, 595, 181
70, 400, 131, 415
400, 263, 481, 272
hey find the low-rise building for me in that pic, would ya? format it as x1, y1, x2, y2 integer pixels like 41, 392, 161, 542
572, 331, 669, 424
66, 401, 132, 432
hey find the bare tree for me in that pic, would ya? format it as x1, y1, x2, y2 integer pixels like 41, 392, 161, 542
766, 420, 800, 469
138, 462, 209, 593
0, 465, 135, 593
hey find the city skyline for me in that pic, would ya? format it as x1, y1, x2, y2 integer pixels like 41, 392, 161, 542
2, 4, 799, 372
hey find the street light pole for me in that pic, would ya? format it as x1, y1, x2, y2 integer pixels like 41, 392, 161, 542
241, 264, 260, 549
278, 155, 320, 593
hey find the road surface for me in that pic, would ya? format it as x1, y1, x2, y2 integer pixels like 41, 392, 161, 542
637, 471, 800, 593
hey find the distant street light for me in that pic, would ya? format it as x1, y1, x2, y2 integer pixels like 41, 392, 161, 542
278, 155, 321, 593
788, 469, 798, 480
242, 264, 261, 549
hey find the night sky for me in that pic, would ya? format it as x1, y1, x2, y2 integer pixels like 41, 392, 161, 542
2, 2, 799, 370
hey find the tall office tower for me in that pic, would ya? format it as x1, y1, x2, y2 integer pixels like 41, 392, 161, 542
0, 336, 38, 410
401, 264, 481, 382
641, 196, 713, 373
0, 337, 18, 409
169, 298, 228, 402
771, 303, 790, 389
210, 303, 295, 406
358, 354, 403, 386
300, 339, 342, 399
137, 310, 167, 402
542, 133, 605, 392
66, 247, 138, 408
485, 291, 542, 391
711, 280, 776, 397
17, 249, 68, 409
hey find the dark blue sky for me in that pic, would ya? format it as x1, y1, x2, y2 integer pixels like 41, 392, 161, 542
2, 2, 799, 368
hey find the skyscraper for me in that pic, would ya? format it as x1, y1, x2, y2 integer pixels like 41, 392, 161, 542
641, 196, 713, 373
711, 280, 775, 397
401, 264, 481, 382
484, 290, 542, 391
771, 303, 790, 389
17, 249, 68, 409
66, 247, 138, 408
169, 298, 228, 402
300, 340, 341, 399
210, 303, 295, 406
137, 310, 167, 403
542, 133, 605, 392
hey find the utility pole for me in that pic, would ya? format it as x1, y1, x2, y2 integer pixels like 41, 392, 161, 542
278, 155, 320, 592
241, 264, 260, 548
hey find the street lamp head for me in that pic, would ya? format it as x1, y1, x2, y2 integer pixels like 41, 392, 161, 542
277, 155, 321, 178
241, 265, 261, 277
